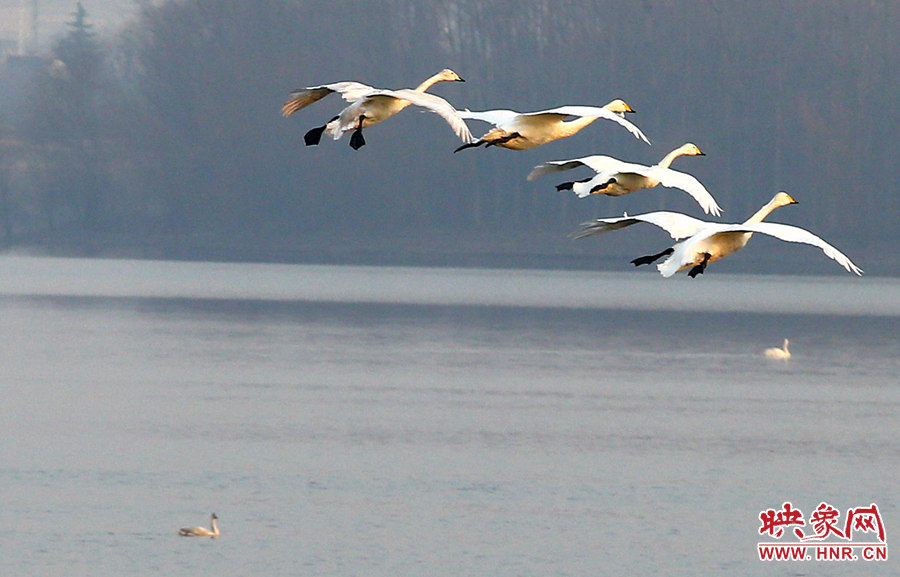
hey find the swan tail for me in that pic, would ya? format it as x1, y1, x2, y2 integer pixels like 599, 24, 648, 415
655, 254, 682, 277
324, 118, 344, 140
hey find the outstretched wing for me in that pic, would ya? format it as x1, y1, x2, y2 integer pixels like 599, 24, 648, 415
708, 222, 862, 275
623, 165, 722, 216
456, 108, 522, 127
281, 81, 374, 116
370, 89, 475, 143
572, 211, 710, 240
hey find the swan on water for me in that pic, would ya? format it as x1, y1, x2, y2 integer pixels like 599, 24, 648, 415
453, 99, 650, 152
764, 338, 791, 359
179, 513, 219, 538
573, 192, 863, 277
281, 69, 473, 149
527, 143, 722, 216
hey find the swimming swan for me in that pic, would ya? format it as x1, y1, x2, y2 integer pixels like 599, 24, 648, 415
527, 143, 722, 216
179, 513, 219, 538
281, 69, 473, 149
573, 192, 863, 277
765, 338, 791, 359
454, 100, 650, 152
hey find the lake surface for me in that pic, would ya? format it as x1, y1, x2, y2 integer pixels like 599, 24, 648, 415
0, 257, 897, 576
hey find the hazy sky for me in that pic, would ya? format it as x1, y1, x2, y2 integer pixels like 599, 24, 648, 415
0, 0, 134, 52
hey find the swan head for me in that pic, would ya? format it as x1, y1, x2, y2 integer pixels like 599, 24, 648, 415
211, 513, 218, 520
771, 191, 798, 208
678, 142, 705, 156
603, 99, 635, 117
436, 68, 465, 82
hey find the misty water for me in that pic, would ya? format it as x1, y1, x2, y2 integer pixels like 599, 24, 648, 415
1, 257, 897, 576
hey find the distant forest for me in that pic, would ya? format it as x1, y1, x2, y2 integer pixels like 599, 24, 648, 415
1, 0, 897, 274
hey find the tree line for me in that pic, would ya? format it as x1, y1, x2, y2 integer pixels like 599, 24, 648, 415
1, 0, 897, 272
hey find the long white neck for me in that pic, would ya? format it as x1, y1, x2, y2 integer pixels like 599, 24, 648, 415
414, 73, 445, 92
657, 147, 689, 169
782, 339, 790, 353
743, 196, 784, 225
210, 517, 219, 536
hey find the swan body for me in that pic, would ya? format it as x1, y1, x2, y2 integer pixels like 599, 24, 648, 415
280, 81, 377, 116
454, 100, 650, 151
323, 88, 475, 148
528, 143, 721, 216
574, 192, 863, 277
179, 513, 219, 538
281, 69, 472, 148
765, 338, 791, 359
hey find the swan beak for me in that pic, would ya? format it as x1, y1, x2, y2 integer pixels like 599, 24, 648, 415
697, 151, 706, 156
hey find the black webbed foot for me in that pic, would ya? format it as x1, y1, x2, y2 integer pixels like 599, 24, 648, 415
631, 247, 674, 267
349, 130, 366, 150
687, 253, 711, 278
304, 125, 326, 146
348, 116, 367, 150
454, 140, 486, 153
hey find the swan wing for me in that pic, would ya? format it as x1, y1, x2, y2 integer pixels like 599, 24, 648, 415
572, 211, 709, 240
369, 89, 475, 143
527, 106, 651, 144
713, 222, 863, 275
456, 108, 522, 128
627, 165, 723, 216
281, 81, 375, 116
526, 155, 622, 181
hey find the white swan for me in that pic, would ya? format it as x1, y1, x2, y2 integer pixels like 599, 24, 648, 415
765, 338, 791, 359
281, 69, 473, 149
527, 143, 722, 216
179, 513, 219, 538
454, 99, 650, 152
573, 192, 863, 277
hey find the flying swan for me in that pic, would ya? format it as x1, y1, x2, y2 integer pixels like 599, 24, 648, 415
179, 513, 219, 538
453, 99, 650, 152
527, 143, 722, 216
764, 338, 791, 359
573, 192, 863, 277
281, 69, 474, 149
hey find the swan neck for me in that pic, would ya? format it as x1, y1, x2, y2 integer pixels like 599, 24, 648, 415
414, 73, 444, 92
657, 148, 685, 169
743, 198, 782, 225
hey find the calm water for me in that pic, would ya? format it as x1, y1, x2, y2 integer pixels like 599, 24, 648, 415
0, 257, 897, 576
